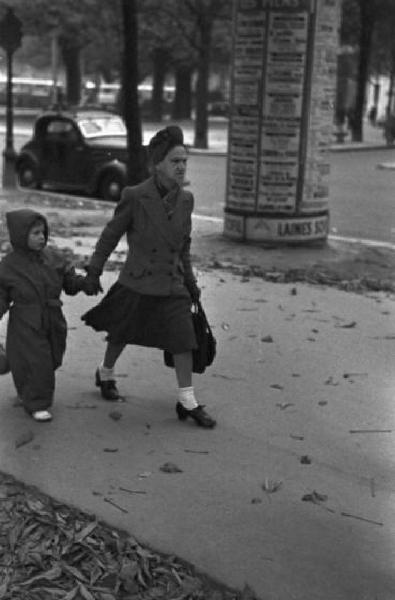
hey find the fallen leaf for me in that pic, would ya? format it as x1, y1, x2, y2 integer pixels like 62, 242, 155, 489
62, 588, 79, 600
336, 321, 357, 329
74, 520, 97, 543
343, 372, 368, 379
160, 462, 183, 474
78, 583, 96, 600
119, 559, 139, 592
262, 478, 282, 493
300, 455, 312, 465
109, 410, 122, 421
302, 490, 328, 503
15, 430, 34, 449
261, 335, 273, 343
276, 402, 294, 410
270, 384, 283, 390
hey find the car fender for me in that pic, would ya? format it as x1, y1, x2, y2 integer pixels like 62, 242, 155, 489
16, 149, 40, 171
90, 159, 127, 194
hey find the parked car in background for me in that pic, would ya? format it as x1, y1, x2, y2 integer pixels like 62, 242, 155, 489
16, 109, 137, 202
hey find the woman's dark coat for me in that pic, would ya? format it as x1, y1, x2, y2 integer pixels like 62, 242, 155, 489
0, 209, 83, 412
87, 176, 197, 297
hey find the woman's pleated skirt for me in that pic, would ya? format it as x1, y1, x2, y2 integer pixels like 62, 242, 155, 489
81, 282, 197, 355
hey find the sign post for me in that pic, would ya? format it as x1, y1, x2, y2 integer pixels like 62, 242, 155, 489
0, 8, 23, 188
224, 0, 341, 243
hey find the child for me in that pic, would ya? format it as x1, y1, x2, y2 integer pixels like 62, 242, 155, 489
0, 209, 85, 422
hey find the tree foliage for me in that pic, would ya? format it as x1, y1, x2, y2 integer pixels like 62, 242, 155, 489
341, 0, 395, 140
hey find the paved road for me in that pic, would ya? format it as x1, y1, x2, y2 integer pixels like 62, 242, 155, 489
186, 151, 395, 246
5, 131, 395, 245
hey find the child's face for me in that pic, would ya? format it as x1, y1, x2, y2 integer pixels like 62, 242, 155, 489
27, 222, 46, 251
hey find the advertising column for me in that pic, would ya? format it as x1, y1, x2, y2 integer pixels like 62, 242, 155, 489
224, 0, 341, 243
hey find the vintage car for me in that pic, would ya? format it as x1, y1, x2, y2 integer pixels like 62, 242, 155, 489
16, 109, 134, 202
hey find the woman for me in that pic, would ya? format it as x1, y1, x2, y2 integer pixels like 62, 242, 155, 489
82, 125, 216, 428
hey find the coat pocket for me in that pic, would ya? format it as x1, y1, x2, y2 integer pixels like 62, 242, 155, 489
129, 264, 146, 279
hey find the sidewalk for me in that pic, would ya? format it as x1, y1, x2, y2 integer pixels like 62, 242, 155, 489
0, 186, 395, 599
0, 268, 394, 600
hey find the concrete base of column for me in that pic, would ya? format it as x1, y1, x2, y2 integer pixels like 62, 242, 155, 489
223, 211, 329, 244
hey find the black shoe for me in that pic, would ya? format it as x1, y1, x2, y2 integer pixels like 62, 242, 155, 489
176, 402, 216, 428
95, 369, 120, 401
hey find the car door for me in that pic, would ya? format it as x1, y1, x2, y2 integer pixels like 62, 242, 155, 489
40, 119, 67, 184
62, 126, 93, 189
41, 118, 91, 190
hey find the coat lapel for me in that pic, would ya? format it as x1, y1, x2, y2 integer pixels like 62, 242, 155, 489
137, 178, 187, 250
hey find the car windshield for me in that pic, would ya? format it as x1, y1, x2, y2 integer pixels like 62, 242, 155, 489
77, 115, 126, 138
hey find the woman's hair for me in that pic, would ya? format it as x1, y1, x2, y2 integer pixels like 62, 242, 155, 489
147, 125, 184, 166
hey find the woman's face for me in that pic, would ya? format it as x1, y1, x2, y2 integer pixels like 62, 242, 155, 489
156, 145, 188, 186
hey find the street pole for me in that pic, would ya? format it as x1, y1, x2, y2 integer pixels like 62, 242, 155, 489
2, 48, 16, 188
51, 30, 59, 106
0, 7, 23, 189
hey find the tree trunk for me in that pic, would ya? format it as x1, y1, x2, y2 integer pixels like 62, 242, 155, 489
172, 64, 192, 120
121, 0, 148, 184
60, 43, 81, 107
351, 2, 375, 141
151, 47, 168, 122
194, 15, 212, 149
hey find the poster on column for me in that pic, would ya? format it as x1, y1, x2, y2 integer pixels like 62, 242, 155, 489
258, 5, 311, 211
301, 0, 340, 212
226, 5, 266, 211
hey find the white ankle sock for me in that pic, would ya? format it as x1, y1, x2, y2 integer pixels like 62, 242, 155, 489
99, 364, 114, 381
178, 386, 198, 410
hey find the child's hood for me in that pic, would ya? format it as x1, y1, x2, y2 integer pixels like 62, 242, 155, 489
6, 209, 49, 250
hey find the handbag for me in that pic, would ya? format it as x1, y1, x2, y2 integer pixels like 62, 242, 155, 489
0, 342, 10, 376
164, 300, 216, 374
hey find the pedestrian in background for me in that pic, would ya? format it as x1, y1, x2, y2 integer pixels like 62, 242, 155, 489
0, 209, 85, 421
82, 125, 216, 428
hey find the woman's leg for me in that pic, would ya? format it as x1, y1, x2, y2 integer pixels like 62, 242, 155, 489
96, 341, 126, 400
173, 351, 216, 428
103, 341, 126, 369
173, 351, 193, 388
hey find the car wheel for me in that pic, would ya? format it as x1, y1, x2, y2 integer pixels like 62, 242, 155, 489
16, 160, 41, 189
98, 172, 124, 202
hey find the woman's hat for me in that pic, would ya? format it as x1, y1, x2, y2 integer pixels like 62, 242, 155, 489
148, 125, 184, 165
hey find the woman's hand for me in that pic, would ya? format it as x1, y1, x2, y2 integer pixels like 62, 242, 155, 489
82, 274, 103, 296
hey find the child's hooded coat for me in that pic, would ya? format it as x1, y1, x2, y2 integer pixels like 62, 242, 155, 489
0, 209, 83, 411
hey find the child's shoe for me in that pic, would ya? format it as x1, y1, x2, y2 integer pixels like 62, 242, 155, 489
32, 410, 52, 422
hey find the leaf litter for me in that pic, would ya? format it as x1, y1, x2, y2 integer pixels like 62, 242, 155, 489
0, 472, 259, 599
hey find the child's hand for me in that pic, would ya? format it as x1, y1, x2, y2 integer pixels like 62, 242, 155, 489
82, 274, 103, 295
